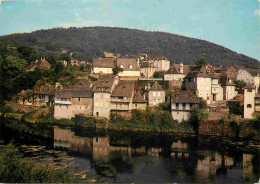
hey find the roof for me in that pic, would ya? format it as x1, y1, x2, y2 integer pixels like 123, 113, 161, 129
34, 85, 56, 95
111, 81, 135, 97
149, 82, 164, 91
219, 75, 235, 86
186, 65, 214, 78
228, 94, 244, 104
133, 92, 147, 103
171, 90, 200, 104
27, 58, 51, 71
55, 89, 93, 98
139, 53, 168, 61
116, 58, 140, 71
140, 61, 155, 68
245, 83, 255, 89
63, 78, 92, 89
94, 75, 117, 93
92, 58, 115, 68
243, 68, 260, 76
165, 63, 191, 74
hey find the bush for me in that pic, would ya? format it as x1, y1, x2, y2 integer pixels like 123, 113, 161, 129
0, 143, 71, 183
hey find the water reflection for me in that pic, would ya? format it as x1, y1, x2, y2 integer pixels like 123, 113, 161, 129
53, 126, 259, 183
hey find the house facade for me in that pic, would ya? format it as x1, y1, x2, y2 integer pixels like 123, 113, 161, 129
171, 90, 200, 122
34, 85, 56, 106
132, 92, 147, 110
140, 62, 156, 78
147, 82, 165, 107
54, 88, 93, 119
116, 58, 141, 79
164, 62, 191, 81
237, 68, 260, 93
243, 85, 256, 119
93, 75, 119, 119
110, 81, 135, 113
92, 58, 115, 74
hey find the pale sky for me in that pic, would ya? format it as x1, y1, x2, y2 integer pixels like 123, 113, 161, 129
0, 0, 259, 60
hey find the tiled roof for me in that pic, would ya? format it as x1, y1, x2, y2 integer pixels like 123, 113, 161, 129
243, 68, 260, 76
55, 88, 93, 98
27, 58, 51, 71
111, 81, 135, 97
219, 75, 235, 86
133, 92, 147, 103
116, 58, 140, 71
186, 65, 214, 78
149, 82, 164, 91
34, 85, 56, 95
165, 63, 191, 74
171, 90, 200, 104
92, 58, 115, 68
140, 61, 155, 68
94, 75, 116, 93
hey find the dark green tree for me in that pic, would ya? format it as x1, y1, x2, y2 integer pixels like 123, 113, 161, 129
195, 58, 208, 65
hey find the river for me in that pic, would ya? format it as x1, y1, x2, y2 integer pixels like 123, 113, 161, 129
0, 119, 259, 183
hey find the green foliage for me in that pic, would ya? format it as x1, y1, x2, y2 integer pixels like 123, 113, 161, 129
195, 58, 208, 65
0, 27, 259, 68
228, 101, 243, 116
0, 143, 71, 183
112, 67, 123, 75
159, 101, 171, 111
234, 80, 247, 91
110, 109, 179, 131
153, 71, 164, 78
189, 100, 208, 134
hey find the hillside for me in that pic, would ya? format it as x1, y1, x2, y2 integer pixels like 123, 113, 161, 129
0, 27, 259, 67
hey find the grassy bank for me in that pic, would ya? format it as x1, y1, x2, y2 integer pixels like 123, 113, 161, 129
0, 143, 72, 183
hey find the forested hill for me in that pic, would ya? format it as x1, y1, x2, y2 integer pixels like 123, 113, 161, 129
0, 27, 259, 67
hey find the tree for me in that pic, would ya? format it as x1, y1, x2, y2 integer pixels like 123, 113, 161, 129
195, 58, 208, 65
189, 99, 208, 134
112, 67, 123, 75
153, 71, 164, 78
234, 80, 246, 91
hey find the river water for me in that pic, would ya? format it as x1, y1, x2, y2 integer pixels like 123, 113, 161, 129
0, 120, 259, 183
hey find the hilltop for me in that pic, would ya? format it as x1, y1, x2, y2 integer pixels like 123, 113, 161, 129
0, 27, 259, 67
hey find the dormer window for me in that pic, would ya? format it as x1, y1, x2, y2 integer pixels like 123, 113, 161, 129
120, 64, 124, 68
129, 65, 133, 69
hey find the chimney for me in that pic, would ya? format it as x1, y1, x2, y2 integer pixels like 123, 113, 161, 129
180, 62, 184, 74
55, 82, 62, 90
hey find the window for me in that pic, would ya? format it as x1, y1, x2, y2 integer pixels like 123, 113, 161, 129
183, 103, 186, 110
247, 104, 252, 108
120, 64, 124, 68
153, 92, 156, 97
157, 92, 160, 97
129, 65, 133, 69
176, 103, 179, 109
78, 97, 80, 101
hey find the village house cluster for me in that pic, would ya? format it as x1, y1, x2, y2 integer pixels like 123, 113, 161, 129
17, 53, 260, 122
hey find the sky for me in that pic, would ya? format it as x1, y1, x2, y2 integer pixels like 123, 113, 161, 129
0, 0, 259, 60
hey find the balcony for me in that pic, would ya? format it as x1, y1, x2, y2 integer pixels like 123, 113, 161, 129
110, 98, 131, 102
55, 100, 72, 105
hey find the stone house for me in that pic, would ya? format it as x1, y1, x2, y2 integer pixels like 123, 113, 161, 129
147, 82, 165, 107
93, 75, 119, 119
110, 81, 135, 114
237, 68, 260, 93
132, 92, 147, 110
219, 75, 238, 100
243, 84, 256, 119
26, 58, 51, 71
171, 90, 200, 122
116, 58, 141, 80
185, 65, 215, 104
211, 74, 224, 103
54, 88, 93, 119
140, 62, 156, 78
92, 58, 115, 74
138, 53, 170, 72
164, 62, 191, 81
34, 85, 56, 106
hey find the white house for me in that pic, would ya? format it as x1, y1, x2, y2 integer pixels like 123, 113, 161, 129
244, 84, 256, 119
93, 75, 119, 119
147, 82, 165, 107
92, 58, 115, 74
116, 58, 141, 79
237, 68, 260, 93
171, 90, 200, 122
164, 62, 191, 81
